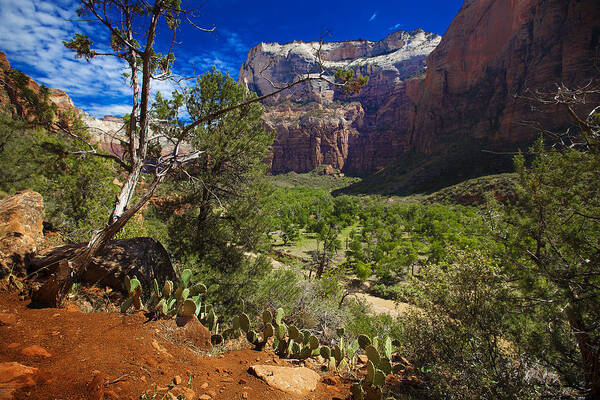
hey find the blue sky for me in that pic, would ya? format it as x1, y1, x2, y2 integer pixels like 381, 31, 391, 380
0, 0, 464, 117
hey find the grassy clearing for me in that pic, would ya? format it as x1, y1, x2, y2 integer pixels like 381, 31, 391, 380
268, 169, 361, 191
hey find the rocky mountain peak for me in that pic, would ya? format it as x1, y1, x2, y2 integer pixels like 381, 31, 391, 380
239, 29, 441, 106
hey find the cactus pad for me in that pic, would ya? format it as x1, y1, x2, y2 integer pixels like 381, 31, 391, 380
358, 334, 371, 349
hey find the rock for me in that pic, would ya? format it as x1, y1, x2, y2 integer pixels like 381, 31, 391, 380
151, 340, 171, 358
169, 387, 195, 400
322, 376, 340, 386
0, 313, 17, 327
200, 382, 209, 389
198, 395, 211, 400
407, 0, 600, 181
172, 375, 182, 385
30, 237, 176, 293
0, 362, 38, 400
86, 371, 105, 400
0, 190, 44, 277
249, 365, 321, 396
239, 30, 441, 175
20, 345, 51, 358
239, 0, 600, 190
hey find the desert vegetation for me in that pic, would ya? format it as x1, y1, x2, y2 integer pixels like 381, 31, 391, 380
0, 1, 598, 399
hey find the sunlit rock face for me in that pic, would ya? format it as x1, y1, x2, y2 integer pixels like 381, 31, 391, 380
239, 30, 441, 174
241, 0, 600, 179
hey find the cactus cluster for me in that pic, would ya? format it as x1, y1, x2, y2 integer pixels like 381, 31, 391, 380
350, 335, 405, 400
119, 274, 406, 400
124, 269, 210, 320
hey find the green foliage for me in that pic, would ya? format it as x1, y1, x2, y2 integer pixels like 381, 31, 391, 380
0, 110, 118, 242
353, 260, 372, 281
491, 128, 600, 397
334, 68, 369, 94
151, 70, 275, 315
397, 249, 546, 399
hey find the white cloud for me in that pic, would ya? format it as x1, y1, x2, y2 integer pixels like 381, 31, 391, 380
389, 23, 404, 30
0, 0, 130, 116
369, 12, 377, 22
0, 1, 250, 117
85, 103, 132, 118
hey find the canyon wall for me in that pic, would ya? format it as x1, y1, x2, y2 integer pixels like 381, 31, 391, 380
239, 30, 441, 174
410, 0, 600, 156
240, 0, 600, 186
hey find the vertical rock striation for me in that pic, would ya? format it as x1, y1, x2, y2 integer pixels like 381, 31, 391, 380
240, 0, 600, 188
411, 0, 600, 156
239, 30, 442, 174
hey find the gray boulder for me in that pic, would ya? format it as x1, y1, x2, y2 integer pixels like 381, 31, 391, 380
29, 237, 176, 292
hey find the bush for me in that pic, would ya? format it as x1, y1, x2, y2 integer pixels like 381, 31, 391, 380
396, 249, 553, 399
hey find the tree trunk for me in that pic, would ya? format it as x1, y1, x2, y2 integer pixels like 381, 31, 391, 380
567, 308, 600, 399
30, 175, 164, 307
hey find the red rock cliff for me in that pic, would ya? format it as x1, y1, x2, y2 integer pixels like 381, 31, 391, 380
239, 30, 441, 174
410, 0, 600, 155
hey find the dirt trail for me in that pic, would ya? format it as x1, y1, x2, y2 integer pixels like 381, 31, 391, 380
0, 292, 349, 400
349, 293, 413, 317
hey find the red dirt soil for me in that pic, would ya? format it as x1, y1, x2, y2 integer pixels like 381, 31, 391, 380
0, 292, 349, 399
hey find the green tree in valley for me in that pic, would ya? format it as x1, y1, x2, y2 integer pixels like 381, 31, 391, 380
496, 96, 600, 398
150, 70, 274, 313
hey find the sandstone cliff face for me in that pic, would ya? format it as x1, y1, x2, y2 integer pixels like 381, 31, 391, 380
240, 0, 599, 183
239, 30, 441, 174
410, 0, 600, 157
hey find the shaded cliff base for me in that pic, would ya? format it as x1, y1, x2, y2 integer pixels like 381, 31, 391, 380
334, 137, 536, 196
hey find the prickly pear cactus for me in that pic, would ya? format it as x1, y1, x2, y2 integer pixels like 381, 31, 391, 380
320, 346, 331, 359
350, 383, 364, 400
383, 336, 393, 360
274, 308, 284, 325
180, 268, 192, 287
308, 334, 320, 350
365, 345, 380, 366
358, 334, 371, 349
211, 334, 224, 345
180, 299, 197, 317
239, 313, 250, 333
262, 309, 273, 325
121, 276, 143, 313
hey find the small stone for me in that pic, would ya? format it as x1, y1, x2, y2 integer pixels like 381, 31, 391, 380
322, 376, 341, 386
86, 371, 105, 400
21, 345, 51, 358
0, 313, 17, 326
200, 382, 209, 389
198, 395, 211, 400
104, 389, 119, 399
242, 392, 248, 399
140, 376, 147, 383
173, 375, 182, 385
238, 378, 247, 384
8, 343, 19, 349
